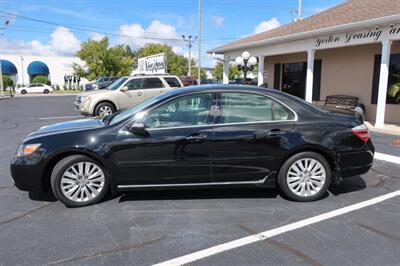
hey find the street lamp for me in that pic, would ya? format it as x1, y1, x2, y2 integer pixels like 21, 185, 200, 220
235, 51, 257, 84
182, 35, 197, 76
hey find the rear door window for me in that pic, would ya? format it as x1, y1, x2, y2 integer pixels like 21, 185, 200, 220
143, 78, 164, 89
218, 92, 294, 124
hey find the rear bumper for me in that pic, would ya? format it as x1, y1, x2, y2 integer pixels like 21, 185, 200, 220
337, 140, 374, 179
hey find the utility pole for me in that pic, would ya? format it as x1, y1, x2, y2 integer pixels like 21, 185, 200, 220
20, 56, 25, 85
182, 35, 197, 76
197, 0, 202, 81
298, 0, 302, 21
0, 20, 10, 98
290, 0, 302, 22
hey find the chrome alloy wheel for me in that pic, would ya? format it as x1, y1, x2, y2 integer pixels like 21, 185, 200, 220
99, 106, 112, 116
60, 162, 105, 203
286, 158, 326, 197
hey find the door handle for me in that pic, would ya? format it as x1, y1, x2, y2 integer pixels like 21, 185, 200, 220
267, 129, 287, 136
137, 91, 143, 96
185, 134, 207, 142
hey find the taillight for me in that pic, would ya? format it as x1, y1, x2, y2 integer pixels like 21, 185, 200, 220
351, 124, 370, 142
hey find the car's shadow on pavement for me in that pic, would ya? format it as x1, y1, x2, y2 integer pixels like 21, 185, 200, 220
118, 187, 279, 202
329, 175, 367, 196
26, 176, 367, 204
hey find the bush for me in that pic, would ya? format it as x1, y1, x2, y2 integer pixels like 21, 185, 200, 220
32, 75, 51, 85
2, 75, 14, 88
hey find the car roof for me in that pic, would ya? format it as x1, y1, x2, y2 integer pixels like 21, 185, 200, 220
166, 84, 279, 96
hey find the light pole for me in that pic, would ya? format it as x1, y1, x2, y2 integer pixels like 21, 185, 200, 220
0, 20, 10, 97
197, 0, 202, 81
182, 35, 197, 76
235, 51, 257, 84
20, 56, 25, 85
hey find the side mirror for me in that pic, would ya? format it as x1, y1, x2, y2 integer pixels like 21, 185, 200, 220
127, 123, 148, 136
120, 86, 128, 92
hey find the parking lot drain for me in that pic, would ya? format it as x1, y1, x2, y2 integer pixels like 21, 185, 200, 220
238, 224, 321, 266
0, 202, 53, 226
45, 236, 166, 265
354, 222, 400, 243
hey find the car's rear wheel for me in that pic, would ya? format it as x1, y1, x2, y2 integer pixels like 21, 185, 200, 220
43, 89, 49, 94
21, 89, 27, 95
94, 102, 115, 116
278, 152, 331, 202
50, 155, 109, 207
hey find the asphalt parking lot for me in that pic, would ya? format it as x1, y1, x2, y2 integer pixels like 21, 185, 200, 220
0, 95, 399, 266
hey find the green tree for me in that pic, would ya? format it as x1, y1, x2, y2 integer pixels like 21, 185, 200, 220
137, 43, 190, 76
73, 37, 134, 81
32, 75, 50, 85
213, 61, 240, 81
2, 75, 14, 87
388, 72, 400, 104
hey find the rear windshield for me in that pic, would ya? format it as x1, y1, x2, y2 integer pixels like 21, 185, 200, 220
164, 77, 182, 88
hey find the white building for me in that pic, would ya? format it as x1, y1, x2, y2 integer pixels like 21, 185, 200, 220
210, 0, 400, 127
1, 54, 86, 86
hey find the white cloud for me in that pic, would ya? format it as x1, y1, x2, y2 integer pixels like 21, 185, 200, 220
89, 32, 105, 41
253, 17, 281, 34
49, 27, 81, 56
1, 26, 80, 57
117, 20, 181, 51
212, 16, 225, 28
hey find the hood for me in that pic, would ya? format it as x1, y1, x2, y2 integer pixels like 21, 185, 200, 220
29, 118, 105, 137
78, 89, 111, 97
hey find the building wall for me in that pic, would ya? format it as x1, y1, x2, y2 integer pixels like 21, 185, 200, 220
2, 54, 87, 86
265, 42, 400, 123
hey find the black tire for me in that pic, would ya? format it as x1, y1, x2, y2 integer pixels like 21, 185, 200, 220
94, 102, 116, 116
277, 152, 331, 202
50, 155, 109, 207
21, 89, 27, 95
43, 89, 49, 94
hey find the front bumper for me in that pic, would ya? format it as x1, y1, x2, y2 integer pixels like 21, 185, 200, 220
74, 100, 92, 116
10, 156, 47, 193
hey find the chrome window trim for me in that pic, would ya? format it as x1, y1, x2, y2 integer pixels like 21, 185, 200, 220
120, 89, 298, 132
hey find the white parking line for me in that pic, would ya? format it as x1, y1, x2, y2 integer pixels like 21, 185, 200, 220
38, 116, 82, 120
375, 152, 400, 165
152, 190, 400, 266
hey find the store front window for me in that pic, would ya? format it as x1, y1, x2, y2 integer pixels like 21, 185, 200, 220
372, 54, 400, 105
282, 62, 306, 99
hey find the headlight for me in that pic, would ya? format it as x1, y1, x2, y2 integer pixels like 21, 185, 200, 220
16, 143, 41, 157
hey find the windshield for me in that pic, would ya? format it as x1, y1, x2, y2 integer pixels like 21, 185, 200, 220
109, 93, 168, 125
106, 77, 128, 90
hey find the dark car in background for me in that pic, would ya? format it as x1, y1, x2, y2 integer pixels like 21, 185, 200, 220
181, 76, 198, 86
85, 76, 119, 91
11, 85, 374, 207
200, 79, 221, 85
230, 78, 256, 85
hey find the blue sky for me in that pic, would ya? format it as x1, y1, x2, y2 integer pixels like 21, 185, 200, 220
0, 0, 344, 66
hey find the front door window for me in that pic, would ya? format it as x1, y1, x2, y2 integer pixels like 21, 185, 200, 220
145, 93, 213, 129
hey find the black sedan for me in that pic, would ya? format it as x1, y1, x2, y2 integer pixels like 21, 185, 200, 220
11, 85, 374, 207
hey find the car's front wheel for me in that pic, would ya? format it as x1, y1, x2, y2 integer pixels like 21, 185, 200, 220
278, 152, 331, 202
94, 102, 115, 116
20, 89, 27, 95
43, 89, 50, 94
50, 155, 109, 207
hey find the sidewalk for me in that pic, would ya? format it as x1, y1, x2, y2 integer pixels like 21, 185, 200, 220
365, 121, 400, 136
